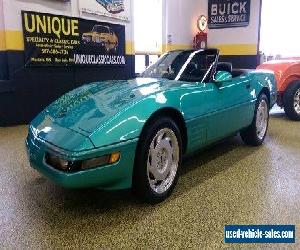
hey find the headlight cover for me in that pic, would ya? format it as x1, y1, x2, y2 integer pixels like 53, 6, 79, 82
45, 152, 120, 172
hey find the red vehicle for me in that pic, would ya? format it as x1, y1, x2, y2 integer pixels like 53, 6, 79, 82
258, 60, 300, 120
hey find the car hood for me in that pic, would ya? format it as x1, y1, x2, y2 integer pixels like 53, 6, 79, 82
43, 78, 183, 137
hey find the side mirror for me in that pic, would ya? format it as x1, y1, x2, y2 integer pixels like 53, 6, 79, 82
214, 71, 232, 85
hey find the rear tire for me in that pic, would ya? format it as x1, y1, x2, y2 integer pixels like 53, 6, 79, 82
283, 81, 300, 121
133, 117, 182, 204
240, 93, 269, 146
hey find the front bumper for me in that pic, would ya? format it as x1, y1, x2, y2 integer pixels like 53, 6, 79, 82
26, 135, 138, 190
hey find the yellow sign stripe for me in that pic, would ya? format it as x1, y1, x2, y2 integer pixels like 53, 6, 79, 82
0, 30, 257, 56
0, 30, 135, 55
0, 31, 6, 50
211, 44, 257, 55
161, 43, 193, 54
160, 43, 257, 56
125, 41, 135, 55
0, 30, 24, 51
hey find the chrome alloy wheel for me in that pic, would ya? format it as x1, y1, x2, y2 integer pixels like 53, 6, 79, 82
147, 128, 179, 194
256, 99, 268, 140
294, 88, 300, 115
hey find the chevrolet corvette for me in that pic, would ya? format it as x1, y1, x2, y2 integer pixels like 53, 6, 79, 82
26, 49, 277, 203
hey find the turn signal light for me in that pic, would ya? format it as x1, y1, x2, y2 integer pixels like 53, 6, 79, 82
109, 152, 120, 164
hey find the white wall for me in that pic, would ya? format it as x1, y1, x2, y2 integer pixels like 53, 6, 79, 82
260, 0, 300, 57
0, 0, 5, 30
163, 0, 261, 55
134, 0, 161, 53
3, 0, 72, 30
164, 0, 196, 46
1, 0, 261, 55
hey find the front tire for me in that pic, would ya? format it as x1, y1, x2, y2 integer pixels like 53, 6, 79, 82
240, 93, 269, 146
283, 81, 300, 121
133, 117, 182, 203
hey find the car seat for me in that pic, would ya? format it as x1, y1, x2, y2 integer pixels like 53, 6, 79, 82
216, 62, 232, 74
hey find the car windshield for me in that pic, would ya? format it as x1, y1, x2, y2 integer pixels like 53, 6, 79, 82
140, 49, 218, 82
92, 26, 109, 33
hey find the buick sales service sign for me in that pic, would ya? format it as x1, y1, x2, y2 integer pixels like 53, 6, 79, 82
208, 0, 251, 29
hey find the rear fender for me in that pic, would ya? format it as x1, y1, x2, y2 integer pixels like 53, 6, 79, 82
280, 74, 300, 92
250, 70, 277, 107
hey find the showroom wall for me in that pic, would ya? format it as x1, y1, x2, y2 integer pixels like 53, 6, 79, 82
162, 0, 197, 52
0, 0, 134, 125
163, 0, 262, 68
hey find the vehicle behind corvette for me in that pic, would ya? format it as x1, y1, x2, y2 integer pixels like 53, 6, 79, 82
26, 49, 277, 203
258, 60, 300, 120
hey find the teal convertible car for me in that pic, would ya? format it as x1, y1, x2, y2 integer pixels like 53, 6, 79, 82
26, 49, 277, 203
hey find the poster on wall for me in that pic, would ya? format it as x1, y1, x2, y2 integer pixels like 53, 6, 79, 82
21, 11, 126, 67
208, 0, 251, 29
79, 0, 131, 22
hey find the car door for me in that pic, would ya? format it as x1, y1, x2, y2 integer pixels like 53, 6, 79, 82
178, 51, 218, 152
204, 72, 254, 143
180, 82, 211, 153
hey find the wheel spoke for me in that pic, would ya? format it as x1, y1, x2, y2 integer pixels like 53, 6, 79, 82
149, 178, 158, 186
148, 142, 161, 180
156, 132, 165, 145
149, 142, 156, 159
148, 163, 162, 180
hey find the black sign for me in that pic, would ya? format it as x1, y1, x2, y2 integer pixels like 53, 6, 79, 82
208, 0, 250, 29
22, 11, 126, 66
